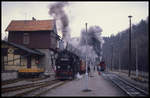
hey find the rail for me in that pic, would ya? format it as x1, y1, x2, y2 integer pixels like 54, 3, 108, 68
2, 79, 63, 97
105, 73, 148, 96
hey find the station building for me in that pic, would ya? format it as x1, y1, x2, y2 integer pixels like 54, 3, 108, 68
1, 18, 60, 80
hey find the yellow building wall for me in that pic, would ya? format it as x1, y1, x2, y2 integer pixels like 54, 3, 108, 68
2, 42, 40, 71
5, 60, 38, 71
31, 57, 36, 66
21, 58, 27, 66
5, 65, 26, 71
14, 55, 20, 65
4, 56, 8, 65
31, 65, 38, 69
8, 54, 14, 65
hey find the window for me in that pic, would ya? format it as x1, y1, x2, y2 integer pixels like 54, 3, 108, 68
23, 33, 30, 45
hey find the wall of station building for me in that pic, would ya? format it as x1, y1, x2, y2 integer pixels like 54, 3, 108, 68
2, 72, 18, 81
37, 49, 57, 76
1, 42, 41, 80
1, 42, 57, 80
1, 43, 40, 71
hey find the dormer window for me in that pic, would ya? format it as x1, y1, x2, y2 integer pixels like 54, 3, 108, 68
23, 33, 30, 45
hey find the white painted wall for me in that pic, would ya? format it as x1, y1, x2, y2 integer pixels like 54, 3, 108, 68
37, 49, 55, 77
1, 72, 17, 81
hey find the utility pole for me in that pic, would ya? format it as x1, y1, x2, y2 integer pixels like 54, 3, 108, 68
83, 23, 91, 92
111, 45, 114, 71
136, 41, 138, 78
119, 34, 121, 72
119, 51, 121, 72
128, 15, 132, 77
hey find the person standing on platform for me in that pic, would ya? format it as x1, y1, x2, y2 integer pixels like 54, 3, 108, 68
88, 66, 91, 76
98, 63, 101, 75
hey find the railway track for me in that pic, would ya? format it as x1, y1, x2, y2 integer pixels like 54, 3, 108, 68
25, 77, 47, 82
2, 79, 57, 93
2, 78, 24, 86
27, 80, 67, 96
15, 80, 65, 96
104, 73, 148, 96
2, 79, 67, 97
2, 77, 51, 93
2, 77, 47, 86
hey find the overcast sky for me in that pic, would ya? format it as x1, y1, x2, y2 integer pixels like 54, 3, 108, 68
1, 1, 149, 40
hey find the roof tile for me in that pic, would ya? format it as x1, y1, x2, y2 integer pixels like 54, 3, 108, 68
5, 20, 55, 31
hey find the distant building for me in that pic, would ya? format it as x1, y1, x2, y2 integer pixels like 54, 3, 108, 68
4, 18, 60, 77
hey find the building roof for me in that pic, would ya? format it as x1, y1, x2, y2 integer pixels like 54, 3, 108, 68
5, 20, 55, 31
2, 40, 45, 56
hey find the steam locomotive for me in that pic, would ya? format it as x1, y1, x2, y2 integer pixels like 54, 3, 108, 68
55, 49, 85, 80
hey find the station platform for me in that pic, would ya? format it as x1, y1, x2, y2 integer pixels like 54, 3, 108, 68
43, 71, 126, 96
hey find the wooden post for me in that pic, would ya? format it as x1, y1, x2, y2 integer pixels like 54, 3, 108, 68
136, 42, 139, 78
27, 55, 31, 68
20, 55, 21, 66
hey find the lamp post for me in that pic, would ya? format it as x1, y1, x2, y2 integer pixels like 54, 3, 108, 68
128, 15, 132, 77
82, 22, 91, 92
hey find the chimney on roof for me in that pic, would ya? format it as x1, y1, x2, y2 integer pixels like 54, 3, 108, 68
32, 17, 36, 21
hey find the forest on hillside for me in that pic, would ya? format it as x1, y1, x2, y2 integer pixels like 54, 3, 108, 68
102, 17, 149, 72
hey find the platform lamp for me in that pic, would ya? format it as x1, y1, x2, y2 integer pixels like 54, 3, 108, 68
82, 22, 91, 92
128, 15, 132, 77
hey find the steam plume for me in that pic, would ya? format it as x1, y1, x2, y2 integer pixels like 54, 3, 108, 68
80, 25, 104, 61
49, 2, 70, 41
